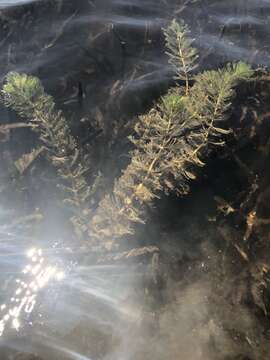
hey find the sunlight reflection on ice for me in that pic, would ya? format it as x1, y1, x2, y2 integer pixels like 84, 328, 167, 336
0, 247, 64, 337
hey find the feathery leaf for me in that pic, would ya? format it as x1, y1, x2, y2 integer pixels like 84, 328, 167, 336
164, 19, 198, 93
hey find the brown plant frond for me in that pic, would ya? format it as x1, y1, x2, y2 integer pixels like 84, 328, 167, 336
90, 61, 253, 249
1, 72, 100, 242
97, 246, 159, 263
14, 146, 45, 175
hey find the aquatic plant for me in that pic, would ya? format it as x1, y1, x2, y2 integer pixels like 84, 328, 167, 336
1, 73, 99, 242
163, 19, 198, 94
1, 21, 253, 251
89, 22, 253, 249
90, 66, 252, 249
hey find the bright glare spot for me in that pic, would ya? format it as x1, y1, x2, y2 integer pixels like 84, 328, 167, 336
12, 318, 20, 331
22, 265, 32, 274
32, 264, 41, 275
29, 282, 35, 289
25, 298, 36, 313
0, 321, 4, 336
27, 248, 36, 258
56, 271, 65, 281
0, 246, 64, 337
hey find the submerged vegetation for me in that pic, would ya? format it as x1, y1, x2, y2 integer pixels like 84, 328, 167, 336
2, 72, 96, 241
90, 62, 252, 249
1, 9, 270, 360
2, 21, 252, 251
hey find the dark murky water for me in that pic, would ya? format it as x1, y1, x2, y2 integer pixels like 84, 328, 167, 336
0, 0, 270, 359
